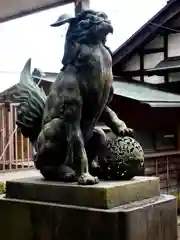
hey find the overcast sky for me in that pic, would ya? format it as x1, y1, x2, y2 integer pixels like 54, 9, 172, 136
0, 0, 167, 91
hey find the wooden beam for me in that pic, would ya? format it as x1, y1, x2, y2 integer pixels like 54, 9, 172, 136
120, 70, 148, 77
74, 0, 90, 15
121, 66, 180, 77
160, 26, 180, 34
140, 47, 165, 55
164, 35, 168, 59
177, 125, 180, 150
0, 0, 73, 24
164, 34, 169, 83
140, 53, 144, 82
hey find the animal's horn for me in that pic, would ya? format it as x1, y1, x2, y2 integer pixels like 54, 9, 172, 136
50, 13, 74, 27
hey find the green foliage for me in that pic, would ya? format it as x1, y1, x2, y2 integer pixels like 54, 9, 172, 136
169, 191, 180, 211
0, 182, 6, 194
170, 191, 180, 200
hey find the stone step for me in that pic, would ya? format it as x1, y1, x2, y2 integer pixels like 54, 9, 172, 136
6, 176, 160, 209
0, 194, 176, 240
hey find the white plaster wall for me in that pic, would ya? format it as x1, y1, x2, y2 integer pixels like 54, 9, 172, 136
122, 30, 180, 83
144, 35, 164, 49
124, 54, 140, 81
169, 72, 180, 82
168, 33, 180, 57
143, 52, 164, 84
122, 32, 180, 84
124, 54, 140, 71
144, 76, 164, 84
144, 52, 164, 69
168, 32, 180, 82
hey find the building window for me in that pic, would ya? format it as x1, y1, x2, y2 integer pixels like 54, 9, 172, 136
134, 128, 177, 153
154, 130, 177, 150
134, 131, 155, 153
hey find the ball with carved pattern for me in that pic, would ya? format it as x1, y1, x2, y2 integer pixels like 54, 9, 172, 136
92, 136, 144, 180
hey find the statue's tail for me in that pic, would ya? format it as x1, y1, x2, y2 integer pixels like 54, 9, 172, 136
15, 58, 47, 144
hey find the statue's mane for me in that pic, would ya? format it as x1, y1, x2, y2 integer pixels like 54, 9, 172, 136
61, 10, 112, 66
66, 11, 105, 43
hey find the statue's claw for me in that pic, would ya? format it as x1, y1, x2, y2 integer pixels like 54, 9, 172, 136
118, 127, 134, 137
63, 171, 76, 182
39, 165, 76, 182
78, 173, 99, 185
58, 165, 76, 182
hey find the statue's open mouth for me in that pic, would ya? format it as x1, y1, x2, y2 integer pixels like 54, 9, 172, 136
107, 24, 113, 34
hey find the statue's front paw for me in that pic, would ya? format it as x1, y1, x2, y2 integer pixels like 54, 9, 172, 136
58, 165, 76, 182
118, 126, 133, 137
78, 173, 99, 185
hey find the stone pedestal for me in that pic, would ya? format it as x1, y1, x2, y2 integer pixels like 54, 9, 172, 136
0, 176, 177, 240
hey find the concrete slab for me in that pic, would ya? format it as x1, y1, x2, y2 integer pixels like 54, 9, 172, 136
6, 176, 160, 209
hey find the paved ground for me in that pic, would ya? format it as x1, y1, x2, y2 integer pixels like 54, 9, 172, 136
0, 168, 41, 183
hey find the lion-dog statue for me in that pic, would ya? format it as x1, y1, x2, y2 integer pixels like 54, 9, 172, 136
16, 10, 132, 185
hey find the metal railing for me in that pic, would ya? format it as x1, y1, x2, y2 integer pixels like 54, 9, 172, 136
0, 103, 34, 171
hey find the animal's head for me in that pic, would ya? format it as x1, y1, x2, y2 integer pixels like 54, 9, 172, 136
51, 10, 113, 43
50, 10, 113, 66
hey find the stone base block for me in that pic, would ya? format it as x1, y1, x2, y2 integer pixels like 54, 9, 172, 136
0, 194, 177, 240
6, 176, 160, 209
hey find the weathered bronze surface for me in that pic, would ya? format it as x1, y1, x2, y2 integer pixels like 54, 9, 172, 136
16, 10, 143, 185
92, 136, 144, 181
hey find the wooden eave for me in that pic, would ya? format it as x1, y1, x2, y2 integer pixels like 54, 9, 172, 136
113, 79, 180, 108
120, 65, 180, 77
0, 0, 73, 23
112, 0, 180, 66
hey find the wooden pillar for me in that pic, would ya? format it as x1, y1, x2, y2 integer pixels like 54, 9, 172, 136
164, 34, 169, 84
177, 125, 180, 150
139, 53, 144, 82
74, 0, 90, 15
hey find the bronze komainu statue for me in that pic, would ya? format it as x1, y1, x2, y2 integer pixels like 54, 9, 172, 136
16, 10, 133, 185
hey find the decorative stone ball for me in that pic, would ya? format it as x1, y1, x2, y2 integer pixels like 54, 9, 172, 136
97, 136, 145, 180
